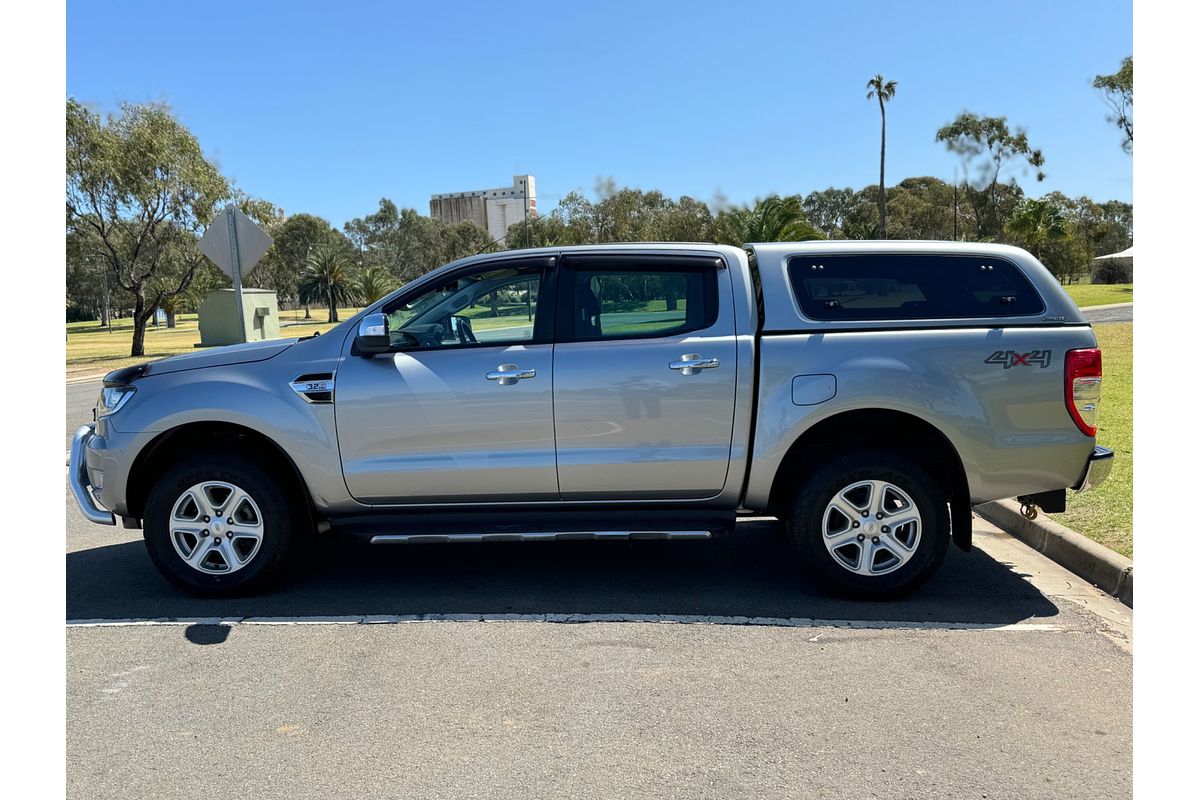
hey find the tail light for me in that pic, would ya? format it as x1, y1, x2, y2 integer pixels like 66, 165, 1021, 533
1065, 348, 1102, 437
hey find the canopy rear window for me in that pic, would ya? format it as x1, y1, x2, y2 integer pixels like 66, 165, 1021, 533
786, 254, 1045, 321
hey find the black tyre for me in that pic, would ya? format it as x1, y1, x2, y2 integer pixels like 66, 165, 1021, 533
786, 451, 950, 599
143, 452, 308, 596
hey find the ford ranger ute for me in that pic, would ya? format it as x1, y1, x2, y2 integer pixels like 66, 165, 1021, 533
70, 241, 1112, 598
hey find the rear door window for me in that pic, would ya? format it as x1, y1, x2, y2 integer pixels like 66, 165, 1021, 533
561, 257, 718, 341
786, 254, 1045, 321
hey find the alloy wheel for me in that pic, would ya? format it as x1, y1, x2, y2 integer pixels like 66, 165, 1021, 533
169, 481, 265, 575
821, 479, 922, 576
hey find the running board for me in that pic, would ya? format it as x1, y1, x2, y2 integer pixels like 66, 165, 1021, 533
369, 530, 714, 544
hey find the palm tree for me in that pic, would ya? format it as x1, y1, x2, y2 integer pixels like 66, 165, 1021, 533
1006, 199, 1068, 262
299, 242, 355, 323
354, 266, 396, 306
714, 196, 823, 244
866, 74, 898, 238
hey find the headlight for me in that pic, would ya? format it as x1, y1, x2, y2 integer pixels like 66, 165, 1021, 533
96, 385, 136, 417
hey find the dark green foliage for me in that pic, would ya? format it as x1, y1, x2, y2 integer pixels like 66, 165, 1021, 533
1092, 259, 1132, 284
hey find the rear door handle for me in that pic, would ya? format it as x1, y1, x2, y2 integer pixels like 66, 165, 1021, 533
669, 354, 719, 376
486, 364, 536, 386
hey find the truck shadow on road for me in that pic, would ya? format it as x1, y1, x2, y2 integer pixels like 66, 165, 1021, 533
66, 520, 1059, 626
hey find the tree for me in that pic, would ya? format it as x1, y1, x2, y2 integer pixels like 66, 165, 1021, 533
354, 266, 395, 305
1038, 228, 1093, 284
802, 188, 857, 238
505, 215, 569, 249
886, 177, 962, 241
66, 99, 229, 356
1093, 57, 1132, 154
1006, 198, 1068, 261
935, 112, 1045, 238
299, 241, 356, 323
712, 196, 823, 245
265, 213, 339, 317
866, 75, 898, 238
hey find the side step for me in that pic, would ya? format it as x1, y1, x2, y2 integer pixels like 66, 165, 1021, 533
370, 530, 714, 544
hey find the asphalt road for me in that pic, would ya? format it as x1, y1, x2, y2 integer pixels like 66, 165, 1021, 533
66, 507, 1132, 799
67, 379, 100, 450
1083, 302, 1133, 325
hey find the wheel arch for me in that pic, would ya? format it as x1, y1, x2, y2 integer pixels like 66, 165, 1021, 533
125, 421, 315, 525
767, 408, 974, 551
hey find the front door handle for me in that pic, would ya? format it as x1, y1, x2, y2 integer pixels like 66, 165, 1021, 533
669, 354, 719, 376
486, 364, 536, 386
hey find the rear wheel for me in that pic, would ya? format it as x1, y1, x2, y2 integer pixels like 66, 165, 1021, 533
786, 451, 950, 599
143, 453, 307, 596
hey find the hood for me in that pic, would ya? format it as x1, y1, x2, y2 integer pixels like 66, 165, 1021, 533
104, 338, 298, 384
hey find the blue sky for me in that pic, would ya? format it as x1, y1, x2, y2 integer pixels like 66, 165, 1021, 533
66, 0, 1131, 227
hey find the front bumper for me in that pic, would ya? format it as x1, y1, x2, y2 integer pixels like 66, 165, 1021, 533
1074, 445, 1114, 493
69, 424, 115, 525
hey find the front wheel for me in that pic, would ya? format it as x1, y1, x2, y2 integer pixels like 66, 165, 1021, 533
143, 453, 307, 596
786, 451, 950, 599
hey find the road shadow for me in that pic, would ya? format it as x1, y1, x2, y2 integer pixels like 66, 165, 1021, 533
67, 520, 1059, 625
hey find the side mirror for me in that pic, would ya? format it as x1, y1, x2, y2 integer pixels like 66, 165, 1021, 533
354, 313, 391, 356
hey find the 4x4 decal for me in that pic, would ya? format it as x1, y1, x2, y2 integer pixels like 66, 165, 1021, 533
985, 349, 1052, 369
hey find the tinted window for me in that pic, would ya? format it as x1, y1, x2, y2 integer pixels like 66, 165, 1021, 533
568, 267, 716, 340
787, 254, 1045, 321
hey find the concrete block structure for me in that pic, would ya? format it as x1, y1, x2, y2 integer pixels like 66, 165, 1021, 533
430, 175, 537, 245
197, 288, 280, 347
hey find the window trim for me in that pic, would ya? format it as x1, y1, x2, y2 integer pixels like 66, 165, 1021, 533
555, 254, 721, 343
376, 256, 557, 353
785, 253, 1046, 322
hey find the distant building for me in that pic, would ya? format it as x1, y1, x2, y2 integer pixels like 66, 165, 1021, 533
430, 175, 537, 244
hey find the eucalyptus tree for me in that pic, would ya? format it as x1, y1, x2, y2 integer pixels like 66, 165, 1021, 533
866, 75, 898, 238
935, 113, 1045, 239
802, 187, 857, 238
66, 99, 230, 357
1093, 57, 1132, 153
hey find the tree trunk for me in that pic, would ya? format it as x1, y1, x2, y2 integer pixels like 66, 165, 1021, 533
304, 303, 311, 320
166, 310, 177, 329
327, 286, 338, 323
877, 96, 887, 239
129, 293, 150, 357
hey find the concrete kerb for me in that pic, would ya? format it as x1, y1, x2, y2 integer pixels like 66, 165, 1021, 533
976, 499, 1132, 607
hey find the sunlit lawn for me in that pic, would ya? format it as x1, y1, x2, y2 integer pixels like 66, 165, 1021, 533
1049, 321, 1132, 557
65, 307, 364, 378
1063, 283, 1133, 308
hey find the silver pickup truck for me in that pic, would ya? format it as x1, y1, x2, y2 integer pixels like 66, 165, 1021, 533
70, 241, 1111, 598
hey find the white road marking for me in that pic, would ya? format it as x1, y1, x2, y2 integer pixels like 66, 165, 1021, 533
65, 613, 1062, 631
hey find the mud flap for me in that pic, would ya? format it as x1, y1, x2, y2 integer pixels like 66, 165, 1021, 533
951, 495, 972, 553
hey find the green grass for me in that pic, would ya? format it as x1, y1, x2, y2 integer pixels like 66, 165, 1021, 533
65, 307, 364, 378
1063, 283, 1133, 308
1049, 321, 1132, 557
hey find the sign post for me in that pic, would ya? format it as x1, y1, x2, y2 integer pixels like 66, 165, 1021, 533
199, 205, 274, 344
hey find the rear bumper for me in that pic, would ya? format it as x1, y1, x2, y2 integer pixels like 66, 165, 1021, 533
1073, 445, 1114, 493
69, 424, 115, 525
